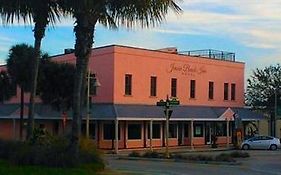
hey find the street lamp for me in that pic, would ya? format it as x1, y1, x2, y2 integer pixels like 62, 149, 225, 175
86, 71, 101, 139
157, 95, 179, 158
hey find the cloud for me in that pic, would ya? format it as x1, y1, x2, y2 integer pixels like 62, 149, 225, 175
154, 0, 281, 49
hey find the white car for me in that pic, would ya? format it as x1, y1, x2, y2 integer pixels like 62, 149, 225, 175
241, 136, 280, 150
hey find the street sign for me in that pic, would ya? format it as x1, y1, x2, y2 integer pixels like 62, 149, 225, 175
157, 100, 166, 106
169, 99, 180, 106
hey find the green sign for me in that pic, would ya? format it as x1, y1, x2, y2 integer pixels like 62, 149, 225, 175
156, 98, 180, 106
157, 100, 166, 106
169, 99, 180, 106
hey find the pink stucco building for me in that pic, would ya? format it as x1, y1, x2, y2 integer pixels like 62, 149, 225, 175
0, 45, 263, 150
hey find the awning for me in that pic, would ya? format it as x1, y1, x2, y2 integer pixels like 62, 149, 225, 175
0, 104, 265, 121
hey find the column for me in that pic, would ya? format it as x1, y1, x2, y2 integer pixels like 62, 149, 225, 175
115, 119, 119, 154
13, 118, 16, 139
96, 120, 100, 148
191, 120, 194, 150
181, 122, 185, 145
150, 120, 153, 151
226, 119, 230, 148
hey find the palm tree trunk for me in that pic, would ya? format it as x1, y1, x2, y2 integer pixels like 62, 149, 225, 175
20, 87, 24, 140
71, 14, 96, 157
26, 20, 47, 140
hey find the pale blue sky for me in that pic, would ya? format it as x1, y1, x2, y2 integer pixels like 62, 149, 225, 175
1, 0, 281, 78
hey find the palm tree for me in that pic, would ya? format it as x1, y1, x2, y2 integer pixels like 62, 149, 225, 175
6, 44, 35, 140
0, 0, 61, 139
60, 0, 182, 155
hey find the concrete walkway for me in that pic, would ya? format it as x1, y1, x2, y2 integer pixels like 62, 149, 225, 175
105, 145, 235, 156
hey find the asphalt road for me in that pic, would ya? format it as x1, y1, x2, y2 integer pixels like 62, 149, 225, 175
106, 150, 281, 175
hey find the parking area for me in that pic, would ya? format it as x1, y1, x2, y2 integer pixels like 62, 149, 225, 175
106, 150, 281, 175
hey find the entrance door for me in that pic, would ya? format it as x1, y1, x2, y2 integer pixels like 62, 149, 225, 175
205, 123, 212, 145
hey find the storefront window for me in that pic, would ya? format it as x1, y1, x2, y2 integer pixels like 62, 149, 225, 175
148, 123, 161, 139
215, 122, 227, 136
169, 123, 177, 138
194, 123, 203, 137
103, 123, 120, 140
82, 122, 96, 139
128, 124, 142, 139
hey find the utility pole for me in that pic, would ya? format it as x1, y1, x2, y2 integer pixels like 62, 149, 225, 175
274, 88, 281, 137
86, 71, 101, 139
86, 71, 90, 138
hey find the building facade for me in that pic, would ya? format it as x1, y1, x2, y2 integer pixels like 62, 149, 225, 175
0, 45, 264, 150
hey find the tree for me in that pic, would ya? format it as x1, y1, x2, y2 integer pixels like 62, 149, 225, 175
246, 64, 281, 135
6, 44, 34, 140
0, 0, 61, 139
59, 0, 182, 155
38, 59, 75, 112
0, 71, 15, 103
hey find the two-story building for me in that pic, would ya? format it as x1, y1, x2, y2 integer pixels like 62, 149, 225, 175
0, 45, 264, 151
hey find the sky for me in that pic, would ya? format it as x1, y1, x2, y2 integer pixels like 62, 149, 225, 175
1, 0, 281, 78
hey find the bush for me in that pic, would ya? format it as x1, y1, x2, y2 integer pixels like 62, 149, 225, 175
215, 153, 235, 162
0, 140, 22, 160
186, 155, 213, 161
79, 138, 105, 170
142, 151, 161, 158
0, 136, 105, 169
128, 151, 141, 157
229, 151, 250, 158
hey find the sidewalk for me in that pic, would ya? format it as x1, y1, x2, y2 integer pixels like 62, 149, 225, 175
106, 144, 235, 156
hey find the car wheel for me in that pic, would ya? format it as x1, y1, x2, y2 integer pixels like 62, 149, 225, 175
242, 144, 250, 150
270, 144, 277, 151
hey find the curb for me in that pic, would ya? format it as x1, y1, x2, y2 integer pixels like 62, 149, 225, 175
117, 156, 241, 166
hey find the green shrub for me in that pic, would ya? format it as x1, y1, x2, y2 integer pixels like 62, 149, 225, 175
142, 150, 161, 158
215, 153, 235, 162
229, 151, 250, 158
0, 136, 105, 169
79, 138, 105, 170
0, 140, 22, 159
128, 151, 141, 157
185, 154, 213, 161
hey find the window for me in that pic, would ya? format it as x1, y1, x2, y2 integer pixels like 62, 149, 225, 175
215, 122, 227, 136
148, 123, 161, 139
103, 123, 120, 140
208, 81, 214, 100
128, 124, 142, 139
125, 74, 132, 95
169, 123, 177, 138
53, 121, 59, 135
171, 78, 177, 97
89, 73, 97, 96
150, 76, 157, 97
231, 83, 236, 101
190, 80, 196, 99
224, 83, 229, 100
82, 122, 96, 139
184, 123, 189, 138
194, 123, 203, 137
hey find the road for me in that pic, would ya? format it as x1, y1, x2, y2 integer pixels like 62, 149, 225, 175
106, 150, 281, 175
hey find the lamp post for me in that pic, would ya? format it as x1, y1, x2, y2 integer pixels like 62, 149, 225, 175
86, 71, 101, 139
157, 95, 179, 158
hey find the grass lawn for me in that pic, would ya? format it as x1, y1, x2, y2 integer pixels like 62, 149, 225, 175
0, 160, 101, 175
0, 160, 134, 175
